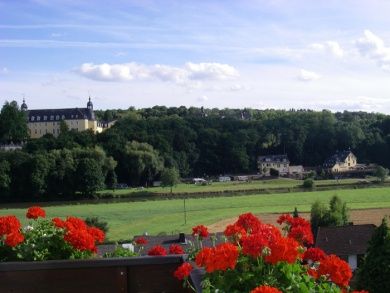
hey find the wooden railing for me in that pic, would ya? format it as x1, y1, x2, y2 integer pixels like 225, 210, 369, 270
0, 255, 193, 293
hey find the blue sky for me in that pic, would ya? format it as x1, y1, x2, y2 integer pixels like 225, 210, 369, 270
1, 0, 390, 112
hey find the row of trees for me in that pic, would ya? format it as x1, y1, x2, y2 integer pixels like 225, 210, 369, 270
4, 102, 390, 195
0, 147, 117, 199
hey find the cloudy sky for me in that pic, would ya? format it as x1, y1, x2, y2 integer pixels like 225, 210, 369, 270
1, 0, 390, 112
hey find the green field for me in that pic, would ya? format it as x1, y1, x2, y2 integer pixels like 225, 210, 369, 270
99, 178, 372, 196
2, 186, 390, 241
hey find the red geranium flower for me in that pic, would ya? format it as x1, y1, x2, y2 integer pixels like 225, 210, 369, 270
87, 227, 105, 243
265, 237, 301, 265
318, 254, 352, 287
0, 215, 21, 236
169, 244, 185, 254
250, 285, 282, 293
4, 231, 24, 247
52, 217, 66, 229
195, 243, 239, 273
224, 223, 247, 242
148, 245, 167, 256
192, 225, 209, 238
303, 247, 326, 262
241, 224, 281, 258
236, 212, 262, 233
134, 236, 148, 245
173, 262, 193, 280
26, 206, 46, 219
64, 229, 96, 252
278, 214, 313, 246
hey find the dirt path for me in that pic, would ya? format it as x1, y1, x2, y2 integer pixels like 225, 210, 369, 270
207, 208, 390, 232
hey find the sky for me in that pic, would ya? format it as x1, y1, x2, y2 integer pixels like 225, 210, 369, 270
1, 0, 390, 112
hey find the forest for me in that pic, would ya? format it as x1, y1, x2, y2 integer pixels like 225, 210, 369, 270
1, 101, 390, 200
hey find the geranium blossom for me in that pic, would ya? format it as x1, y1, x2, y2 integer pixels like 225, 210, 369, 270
250, 285, 282, 293
169, 244, 185, 254
26, 206, 46, 219
174, 262, 193, 280
265, 236, 301, 264
147, 245, 167, 256
195, 243, 239, 273
303, 247, 326, 262
134, 236, 148, 245
192, 225, 209, 238
318, 254, 352, 287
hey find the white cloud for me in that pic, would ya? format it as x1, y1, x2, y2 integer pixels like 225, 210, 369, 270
356, 30, 390, 71
198, 95, 209, 102
77, 61, 239, 86
309, 41, 344, 58
298, 69, 321, 81
1, 67, 8, 74
305, 96, 388, 112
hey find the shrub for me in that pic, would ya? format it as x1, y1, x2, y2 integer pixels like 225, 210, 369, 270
85, 216, 109, 234
303, 178, 314, 188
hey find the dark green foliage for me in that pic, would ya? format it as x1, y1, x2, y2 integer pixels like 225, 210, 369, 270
0, 160, 11, 195
0, 101, 28, 143
310, 196, 349, 237
75, 158, 105, 196
270, 168, 279, 177
303, 178, 314, 188
293, 207, 299, 218
357, 218, 390, 293
85, 216, 109, 233
160, 167, 180, 194
374, 165, 389, 182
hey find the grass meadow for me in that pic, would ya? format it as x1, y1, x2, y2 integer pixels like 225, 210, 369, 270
98, 178, 372, 196
2, 186, 390, 241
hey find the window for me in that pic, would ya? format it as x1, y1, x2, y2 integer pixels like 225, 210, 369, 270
43, 116, 47, 121
31, 116, 35, 121
37, 116, 41, 121
71, 115, 74, 119
75, 114, 78, 118
56, 115, 59, 120
53, 129, 55, 134
53, 122, 55, 126
34, 129, 37, 134
50, 115, 54, 120
277, 164, 280, 167
61, 115, 65, 120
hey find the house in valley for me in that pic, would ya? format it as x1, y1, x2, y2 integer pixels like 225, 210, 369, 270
315, 224, 375, 271
323, 150, 357, 174
257, 154, 290, 176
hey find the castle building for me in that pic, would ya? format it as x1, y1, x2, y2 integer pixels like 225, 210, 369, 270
21, 98, 114, 139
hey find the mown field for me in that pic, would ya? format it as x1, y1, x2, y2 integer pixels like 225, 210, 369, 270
98, 178, 373, 195
2, 186, 390, 241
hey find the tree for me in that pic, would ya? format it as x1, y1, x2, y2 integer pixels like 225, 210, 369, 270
119, 141, 164, 186
160, 167, 180, 194
293, 207, 299, 218
303, 178, 314, 188
310, 196, 349, 237
0, 160, 11, 195
0, 101, 28, 143
75, 158, 104, 197
375, 165, 389, 183
357, 218, 390, 293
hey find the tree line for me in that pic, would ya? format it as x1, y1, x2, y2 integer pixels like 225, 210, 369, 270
2, 101, 390, 199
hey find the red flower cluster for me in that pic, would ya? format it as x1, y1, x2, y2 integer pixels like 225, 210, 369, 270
317, 254, 352, 287
148, 245, 167, 256
26, 206, 46, 219
250, 285, 282, 293
134, 236, 148, 245
173, 262, 193, 280
241, 223, 281, 258
169, 244, 185, 254
224, 223, 247, 242
53, 216, 105, 253
0, 215, 24, 247
265, 236, 301, 264
303, 247, 326, 262
192, 225, 209, 238
277, 214, 313, 246
195, 242, 239, 273
236, 212, 262, 233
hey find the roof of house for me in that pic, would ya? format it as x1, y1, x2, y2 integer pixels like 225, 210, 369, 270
315, 224, 376, 256
27, 108, 95, 121
258, 154, 290, 163
323, 150, 355, 167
